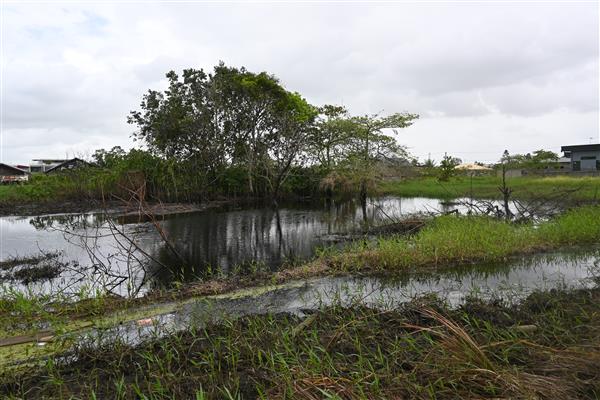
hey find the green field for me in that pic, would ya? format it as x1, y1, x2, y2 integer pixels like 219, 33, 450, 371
380, 175, 600, 201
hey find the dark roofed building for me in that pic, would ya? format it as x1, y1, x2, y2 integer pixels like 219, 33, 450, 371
29, 159, 69, 173
561, 144, 600, 171
45, 158, 91, 174
0, 163, 30, 183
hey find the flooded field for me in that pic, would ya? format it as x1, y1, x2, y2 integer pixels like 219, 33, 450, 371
1, 196, 496, 296
58, 249, 600, 348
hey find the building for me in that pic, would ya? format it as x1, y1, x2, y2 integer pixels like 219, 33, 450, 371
45, 158, 90, 174
557, 157, 572, 170
561, 144, 600, 171
27, 159, 70, 173
0, 163, 30, 183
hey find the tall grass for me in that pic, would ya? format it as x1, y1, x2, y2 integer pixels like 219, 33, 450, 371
329, 205, 600, 272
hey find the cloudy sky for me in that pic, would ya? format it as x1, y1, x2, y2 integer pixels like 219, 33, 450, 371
1, 1, 598, 164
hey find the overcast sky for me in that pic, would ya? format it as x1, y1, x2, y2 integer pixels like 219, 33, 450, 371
1, 1, 598, 164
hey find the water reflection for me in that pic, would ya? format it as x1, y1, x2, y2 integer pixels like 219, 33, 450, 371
151, 196, 468, 282
0, 196, 558, 294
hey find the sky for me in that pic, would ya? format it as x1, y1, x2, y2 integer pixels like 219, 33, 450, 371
1, 1, 599, 165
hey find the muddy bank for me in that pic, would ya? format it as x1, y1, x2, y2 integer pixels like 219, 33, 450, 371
0, 199, 226, 218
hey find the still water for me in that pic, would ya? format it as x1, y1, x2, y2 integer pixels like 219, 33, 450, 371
0, 197, 466, 295
0, 196, 554, 296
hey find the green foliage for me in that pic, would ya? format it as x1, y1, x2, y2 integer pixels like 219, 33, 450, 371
128, 63, 318, 199
127, 63, 418, 201
2, 63, 419, 206
438, 154, 461, 182
498, 149, 560, 170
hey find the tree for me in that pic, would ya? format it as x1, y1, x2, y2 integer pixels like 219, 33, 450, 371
128, 68, 228, 198
498, 150, 515, 220
438, 154, 461, 182
128, 63, 317, 202
92, 146, 126, 168
309, 105, 354, 170
346, 112, 419, 207
261, 91, 317, 203
530, 149, 559, 169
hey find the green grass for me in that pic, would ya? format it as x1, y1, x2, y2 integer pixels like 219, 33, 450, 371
327, 205, 600, 272
2, 287, 599, 399
0, 174, 92, 204
381, 175, 600, 201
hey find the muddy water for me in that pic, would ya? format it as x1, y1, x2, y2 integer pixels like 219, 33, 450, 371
93, 250, 599, 346
0, 196, 479, 296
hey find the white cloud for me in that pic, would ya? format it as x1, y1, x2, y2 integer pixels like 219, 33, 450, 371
1, 1, 598, 164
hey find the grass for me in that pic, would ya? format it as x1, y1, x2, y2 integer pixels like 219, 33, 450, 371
1, 286, 599, 399
325, 205, 600, 272
380, 175, 600, 201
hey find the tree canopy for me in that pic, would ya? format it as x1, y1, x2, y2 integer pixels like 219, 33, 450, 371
127, 63, 418, 202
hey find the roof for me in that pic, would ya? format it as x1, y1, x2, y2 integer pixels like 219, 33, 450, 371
561, 144, 600, 153
455, 163, 492, 171
45, 158, 90, 173
0, 163, 30, 175
32, 159, 69, 163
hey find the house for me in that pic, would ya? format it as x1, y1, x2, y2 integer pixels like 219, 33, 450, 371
27, 159, 70, 173
561, 144, 600, 171
0, 163, 30, 184
45, 158, 91, 174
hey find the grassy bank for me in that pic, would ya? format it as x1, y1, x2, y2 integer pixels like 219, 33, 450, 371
326, 205, 600, 272
381, 175, 600, 201
2, 286, 599, 399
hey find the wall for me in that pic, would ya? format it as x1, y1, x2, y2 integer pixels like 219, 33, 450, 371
0, 165, 26, 177
571, 150, 600, 171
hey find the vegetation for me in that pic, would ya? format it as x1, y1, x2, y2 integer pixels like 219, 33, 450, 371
437, 154, 461, 182
2, 286, 599, 399
1, 63, 418, 210
381, 175, 600, 201
126, 63, 417, 203
325, 205, 600, 272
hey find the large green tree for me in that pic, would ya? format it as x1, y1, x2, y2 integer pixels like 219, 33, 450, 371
347, 113, 419, 205
128, 63, 316, 200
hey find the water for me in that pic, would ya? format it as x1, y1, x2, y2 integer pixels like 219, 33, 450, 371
91, 250, 600, 347
0, 197, 473, 295
0, 195, 559, 296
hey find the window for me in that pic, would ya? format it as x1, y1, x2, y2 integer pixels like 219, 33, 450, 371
581, 156, 597, 160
